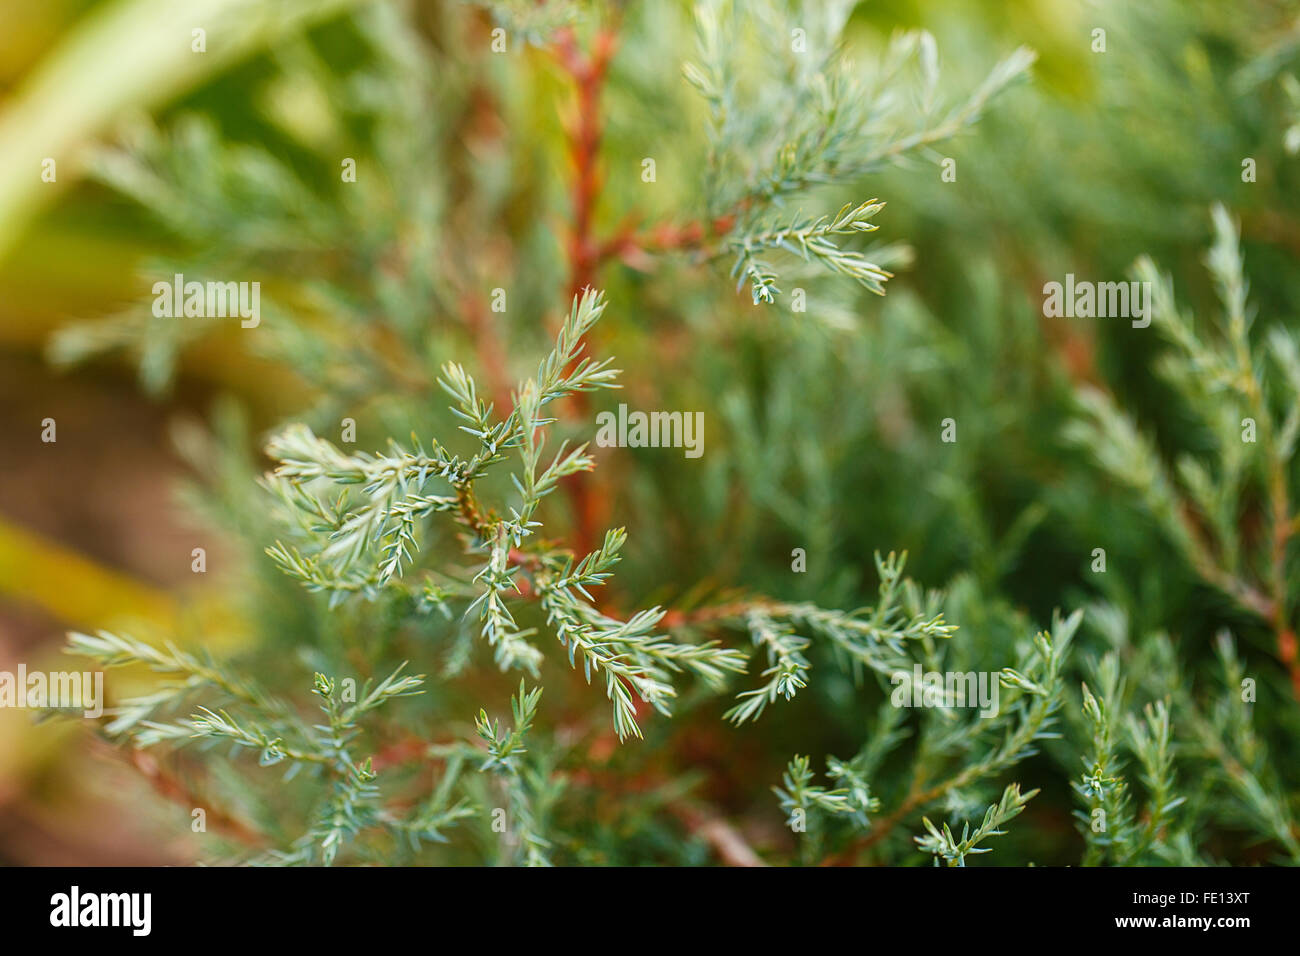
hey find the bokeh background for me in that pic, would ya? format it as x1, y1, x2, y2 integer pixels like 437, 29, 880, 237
1, 0, 1298, 865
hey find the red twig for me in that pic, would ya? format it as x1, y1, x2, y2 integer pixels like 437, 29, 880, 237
548, 22, 758, 561
550, 25, 620, 558
596, 212, 740, 271
553, 26, 617, 301
127, 748, 267, 848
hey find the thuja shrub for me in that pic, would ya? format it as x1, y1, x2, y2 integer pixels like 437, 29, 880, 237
44, 0, 1300, 866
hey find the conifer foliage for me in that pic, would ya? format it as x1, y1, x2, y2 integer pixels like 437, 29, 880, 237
21, 0, 1300, 867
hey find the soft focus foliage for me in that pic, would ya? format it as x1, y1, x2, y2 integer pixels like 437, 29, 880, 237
2, 0, 1299, 866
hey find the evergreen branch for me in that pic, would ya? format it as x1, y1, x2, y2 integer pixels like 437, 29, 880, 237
1070, 206, 1300, 693
1074, 669, 1134, 866
725, 610, 810, 723
678, 3, 1034, 302
189, 707, 332, 768
716, 552, 954, 724
730, 201, 893, 302
915, 783, 1038, 867
829, 610, 1079, 865
1177, 633, 1300, 861
472, 681, 555, 866
474, 680, 542, 773
66, 629, 296, 740
1124, 700, 1185, 862
773, 754, 854, 825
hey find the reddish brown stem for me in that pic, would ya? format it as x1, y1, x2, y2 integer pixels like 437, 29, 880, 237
596, 212, 740, 270
550, 25, 619, 558
127, 748, 267, 848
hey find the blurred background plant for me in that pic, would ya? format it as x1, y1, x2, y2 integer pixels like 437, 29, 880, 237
1, 0, 1298, 865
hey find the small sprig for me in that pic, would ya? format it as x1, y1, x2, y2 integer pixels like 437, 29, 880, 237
683, 2, 1034, 303
1125, 700, 1184, 861
65, 629, 293, 740
726, 610, 811, 724
1067, 206, 1300, 692
721, 552, 954, 724
773, 755, 854, 827
732, 201, 893, 304
475, 680, 543, 773
1073, 660, 1134, 866
915, 783, 1038, 866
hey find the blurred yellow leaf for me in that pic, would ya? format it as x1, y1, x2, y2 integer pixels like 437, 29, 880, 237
0, 0, 371, 263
